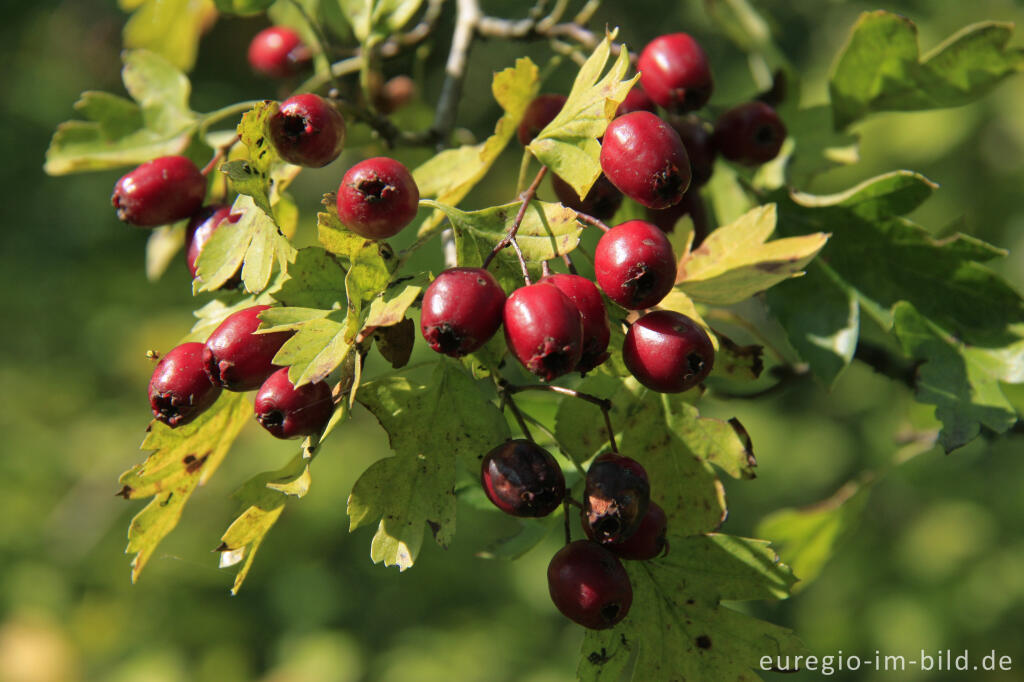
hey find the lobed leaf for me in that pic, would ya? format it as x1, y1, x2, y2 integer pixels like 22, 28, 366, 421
123, 0, 216, 73
222, 100, 284, 214
273, 247, 348, 309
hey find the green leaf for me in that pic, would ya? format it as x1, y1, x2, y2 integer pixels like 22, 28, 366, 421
784, 105, 860, 184
120, 392, 251, 582
528, 35, 638, 198
363, 274, 427, 328
222, 100, 284, 214
272, 311, 353, 387
185, 295, 261, 343
476, 515, 557, 561
273, 247, 348, 309
214, 0, 275, 15
123, 0, 215, 73
145, 223, 186, 281
677, 204, 829, 305
830, 12, 1024, 129
373, 318, 415, 369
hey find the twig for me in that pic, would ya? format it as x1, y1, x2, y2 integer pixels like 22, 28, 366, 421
562, 252, 578, 274
573, 210, 612, 232
432, 0, 481, 147
502, 382, 618, 453
483, 165, 549, 282
500, 392, 534, 441
563, 498, 572, 544
200, 134, 241, 176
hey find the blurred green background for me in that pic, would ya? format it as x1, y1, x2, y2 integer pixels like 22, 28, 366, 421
2, 0, 1024, 680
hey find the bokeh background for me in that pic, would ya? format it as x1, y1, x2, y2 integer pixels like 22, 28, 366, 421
2, 0, 1024, 680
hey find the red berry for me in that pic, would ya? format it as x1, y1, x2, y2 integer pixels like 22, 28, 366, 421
269, 94, 346, 168
503, 284, 584, 382
644, 189, 709, 246
421, 267, 506, 357
481, 439, 566, 517
248, 26, 308, 78
518, 94, 566, 146
550, 173, 623, 222
254, 368, 334, 439
637, 33, 713, 113
540, 273, 610, 373
712, 101, 787, 166
594, 220, 676, 310
615, 86, 657, 117
581, 453, 651, 544
670, 115, 716, 186
548, 541, 633, 630
203, 305, 294, 391
336, 157, 419, 240
607, 502, 668, 561
622, 310, 714, 393
600, 111, 691, 210
374, 75, 417, 114
184, 205, 242, 280
148, 342, 222, 428
111, 156, 206, 227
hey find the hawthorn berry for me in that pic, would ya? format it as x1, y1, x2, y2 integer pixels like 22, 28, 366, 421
203, 305, 294, 392
670, 115, 716, 187
600, 111, 691, 210
374, 75, 417, 114
540, 273, 610, 373
503, 283, 584, 382
637, 33, 713, 113
550, 173, 623, 222
254, 368, 333, 439
184, 205, 242, 280
594, 220, 676, 310
420, 267, 506, 357
269, 94, 346, 168
111, 156, 206, 227
622, 310, 714, 393
582, 453, 651, 544
712, 101, 787, 166
336, 157, 419, 240
615, 86, 657, 117
481, 439, 566, 517
148, 342, 222, 428
517, 94, 566, 146
548, 541, 633, 630
644, 190, 709, 246
596, 501, 668, 561
247, 26, 308, 78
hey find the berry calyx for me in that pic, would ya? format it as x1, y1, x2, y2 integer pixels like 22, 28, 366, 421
254, 368, 334, 439
203, 305, 294, 392
517, 94, 566, 146
111, 156, 206, 227
336, 157, 420, 240
269, 94, 346, 168
550, 173, 623, 222
548, 541, 633, 630
600, 111, 691, 210
420, 267, 506, 357
247, 26, 309, 78
185, 205, 242, 280
480, 439, 566, 517
637, 33, 713, 113
622, 310, 715, 393
670, 115, 716, 187
582, 453, 651, 544
606, 502, 668, 561
712, 101, 787, 166
615, 86, 657, 117
594, 220, 676, 310
148, 342, 222, 428
503, 283, 584, 382
540, 273, 610, 373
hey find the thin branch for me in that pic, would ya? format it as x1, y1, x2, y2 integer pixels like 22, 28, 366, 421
563, 498, 572, 544
502, 382, 618, 453
200, 134, 241, 176
501, 393, 534, 441
483, 165, 549, 282
562, 252, 578, 274
432, 0, 481, 147
573, 209, 612, 232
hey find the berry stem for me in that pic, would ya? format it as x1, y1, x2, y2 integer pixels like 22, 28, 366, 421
501, 382, 619, 453
563, 498, 572, 545
573, 210, 611, 232
561, 252, 578, 275
482, 165, 549, 283
201, 134, 241, 176
500, 391, 534, 441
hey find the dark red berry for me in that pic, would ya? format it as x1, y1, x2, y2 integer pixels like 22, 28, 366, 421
615, 85, 657, 117
548, 541, 633, 630
644, 189, 709, 246
503, 284, 584, 382
111, 156, 206, 227
637, 33, 713, 113
421, 267, 506, 357
481, 439, 566, 517
336, 157, 419, 240
712, 101, 787, 166
540, 273, 610, 373
185, 205, 242, 280
254, 368, 334, 439
622, 310, 714, 393
582, 453, 651, 544
594, 220, 676, 310
269, 94, 346, 168
374, 75, 417, 114
550, 173, 623, 222
607, 502, 668, 561
248, 26, 308, 78
518, 94, 567, 146
148, 342, 222, 428
670, 115, 716, 186
600, 112, 691, 210
203, 305, 294, 391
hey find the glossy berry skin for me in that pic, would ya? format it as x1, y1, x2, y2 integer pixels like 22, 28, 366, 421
670, 115, 716, 187
517, 94, 566, 146
481, 439, 566, 517
582, 453, 651, 544
148, 342, 222, 428
248, 26, 307, 78
254, 368, 333, 439
503, 284, 584, 382
336, 157, 419, 239
615, 86, 657, 117
551, 173, 623, 222
589, 501, 668, 560
594, 220, 676, 310
712, 101, 787, 166
540, 274, 610, 373
420, 267, 506, 357
185, 205, 241, 279
637, 33, 713, 113
548, 541, 633, 630
269, 94, 346, 167
112, 156, 206, 227
600, 112, 691, 210
623, 310, 714, 393
203, 305, 294, 392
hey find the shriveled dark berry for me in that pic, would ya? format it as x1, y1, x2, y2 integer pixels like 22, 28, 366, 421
582, 453, 651, 544
481, 439, 566, 517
